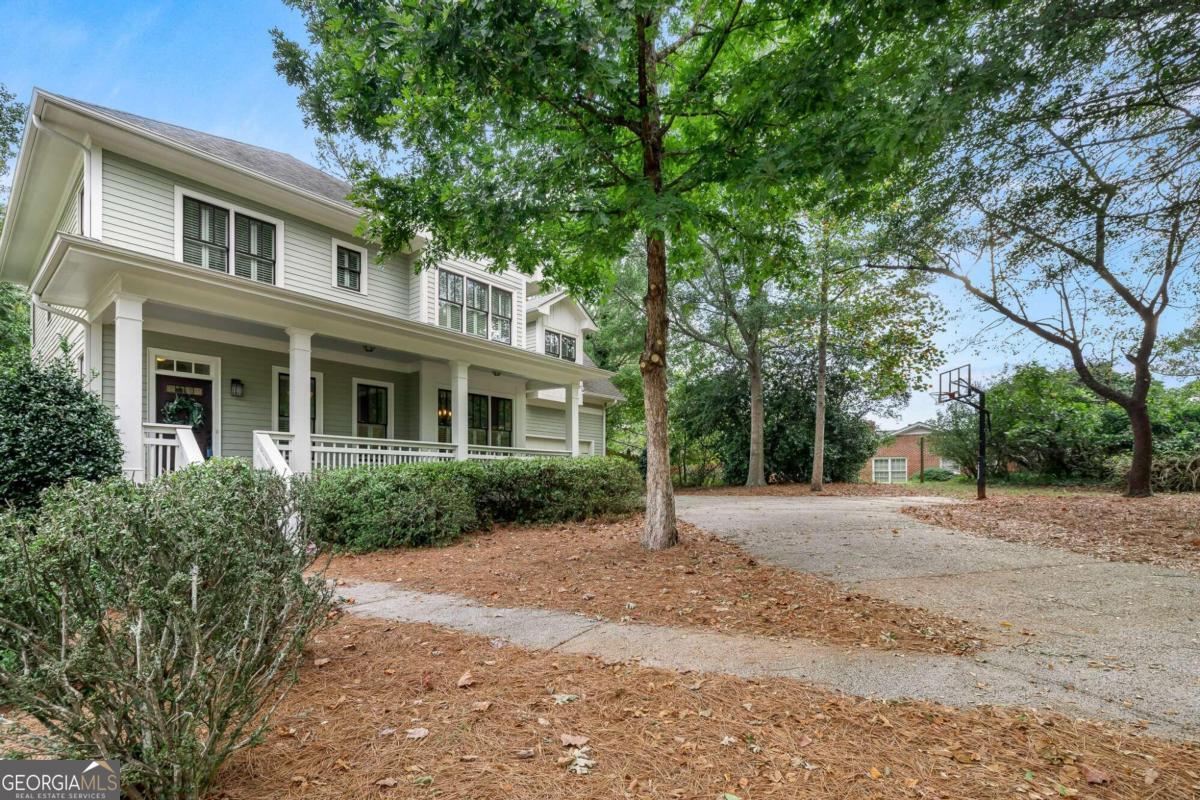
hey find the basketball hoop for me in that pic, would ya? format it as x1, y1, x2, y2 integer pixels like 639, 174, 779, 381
936, 364, 989, 499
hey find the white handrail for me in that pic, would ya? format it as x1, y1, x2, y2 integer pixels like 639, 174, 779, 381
253, 431, 293, 477
467, 443, 571, 459
143, 423, 206, 481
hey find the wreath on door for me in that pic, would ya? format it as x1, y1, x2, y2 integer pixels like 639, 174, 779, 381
161, 394, 204, 429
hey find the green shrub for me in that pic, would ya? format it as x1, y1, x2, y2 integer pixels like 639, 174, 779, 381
298, 461, 479, 551
471, 456, 643, 524
299, 456, 643, 551
917, 467, 955, 482
0, 354, 122, 508
0, 459, 333, 799
1106, 451, 1200, 492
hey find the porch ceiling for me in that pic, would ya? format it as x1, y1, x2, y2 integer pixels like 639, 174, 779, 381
39, 235, 612, 386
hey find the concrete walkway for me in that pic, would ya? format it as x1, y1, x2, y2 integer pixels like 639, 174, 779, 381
336, 493, 1200, 738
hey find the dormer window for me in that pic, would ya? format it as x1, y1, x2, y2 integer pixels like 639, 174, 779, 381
545, 330, 577, 362
182, 197, 229, 271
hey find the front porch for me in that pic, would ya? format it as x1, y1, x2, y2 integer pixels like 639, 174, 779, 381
115, 308, 599, 480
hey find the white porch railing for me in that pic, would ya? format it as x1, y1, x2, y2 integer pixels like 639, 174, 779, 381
313, 433, 457, 468
250, 430, 570, 472
467, 444, 572, 460
143, 423, 205, 481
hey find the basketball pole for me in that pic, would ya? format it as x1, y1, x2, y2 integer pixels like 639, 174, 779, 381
976, 390, 987, 501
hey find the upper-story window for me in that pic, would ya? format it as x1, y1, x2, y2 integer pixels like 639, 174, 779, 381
334, 243, 364, 292
545, 330, 577, 362
234, 214, 276, 284
179, 192, 279, 285
182, 197, 229, 271
438, 269, 513, 345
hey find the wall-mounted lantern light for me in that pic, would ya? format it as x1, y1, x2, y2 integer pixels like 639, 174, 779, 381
230, 378, 245, 398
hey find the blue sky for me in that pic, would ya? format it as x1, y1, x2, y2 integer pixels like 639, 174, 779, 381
1, 0, 1165, 427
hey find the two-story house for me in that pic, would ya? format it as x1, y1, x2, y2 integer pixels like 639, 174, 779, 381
0, 91, 620, 480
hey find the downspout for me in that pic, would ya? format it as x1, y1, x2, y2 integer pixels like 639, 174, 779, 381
27, 114, 95, 376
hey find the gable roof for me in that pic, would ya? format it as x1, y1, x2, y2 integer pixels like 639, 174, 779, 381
56, 95, 355, 208
887, 421, 935, 437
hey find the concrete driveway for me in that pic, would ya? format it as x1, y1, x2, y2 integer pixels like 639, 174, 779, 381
677, 493, 1200, 737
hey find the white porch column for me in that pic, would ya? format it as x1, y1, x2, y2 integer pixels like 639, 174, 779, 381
287, 328, 313, 474
564, 381, 580, 457
113, 294, 144, 481
514, 384, 528, 448
450, 361, 470, 460
87, 319, 104, 396
417, 360, 440, 442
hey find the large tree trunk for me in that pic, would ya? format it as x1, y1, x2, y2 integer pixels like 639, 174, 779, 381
641, 232, 678, 548
810, 269, 829, 491
636, 12, 677, 550
745, 345, 766, 487
1124, 398, 1153, 498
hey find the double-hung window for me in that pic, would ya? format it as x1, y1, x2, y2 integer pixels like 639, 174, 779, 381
490, 396, 513, 446
466, 279, 489, 337
439, 270, 464, 330
490, 288, 512, 344
234, 213, 276, 284
561, 334, 577, 362
182, 197, 229, 272
335, 245, 362, 291
545, 331, 560, 357
437, 270, 513, 345
467, 393, 489, 445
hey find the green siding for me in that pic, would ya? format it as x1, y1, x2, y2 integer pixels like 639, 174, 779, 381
126, 331, 419, 459
100, 152, 412, 317
527, 403, 606, 453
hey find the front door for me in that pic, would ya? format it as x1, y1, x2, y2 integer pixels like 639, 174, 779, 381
156, 374, 215, 458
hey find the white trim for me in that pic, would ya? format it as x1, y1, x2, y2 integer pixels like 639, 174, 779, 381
331, 237, 368, 295
145, 346, 222, 457
141, 318, 419, 372
271, 365, 325, 434
172, 185, 287, 288
872, 456, 907, 484
351, 377, 395, 439
87, 145, 103, 239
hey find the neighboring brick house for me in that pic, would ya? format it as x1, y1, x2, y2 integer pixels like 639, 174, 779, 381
859, 422, 959, 483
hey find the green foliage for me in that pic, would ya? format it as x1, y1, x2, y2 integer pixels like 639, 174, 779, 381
0, 354, 121, 509
918, 467, 955, 482
676, 349, 884, 485
298, 461, 480, 551
0, 460, 333, 800
932, 365, 1200, 481
0, 283, 29, 360
299, 457, 642, 552
1107, 451, 1200, 493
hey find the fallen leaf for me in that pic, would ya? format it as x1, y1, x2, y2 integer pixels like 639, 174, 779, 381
1080, 764, 1109, 785
457, 671, 475, 688
378, 727, 397, 737
560, 733, 590, 747
471, 701, 492, 712
1144, 768, 1159, 786
375, 778, 398, 788
313, 657, 331, 668
406, 727, 430, 740
868, 767, 883, 780
796, 735, 813, 748
553, 693, 579, 704
515, 749, 535, 759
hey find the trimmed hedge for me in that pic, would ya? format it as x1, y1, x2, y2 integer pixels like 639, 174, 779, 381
916, 467, 955, 482
298, 456, 643, 552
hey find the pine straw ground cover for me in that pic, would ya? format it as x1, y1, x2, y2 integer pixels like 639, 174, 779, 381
215, 616, 1200, 800
325, 516, 980, 655
903, 494, 1200, 572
